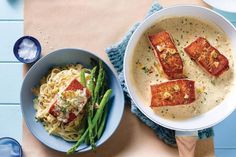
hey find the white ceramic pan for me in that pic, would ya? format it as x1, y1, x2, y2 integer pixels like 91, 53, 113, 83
124, 5, 236, 157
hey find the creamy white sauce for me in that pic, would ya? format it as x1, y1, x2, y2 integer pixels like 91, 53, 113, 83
131, 16, 234, 120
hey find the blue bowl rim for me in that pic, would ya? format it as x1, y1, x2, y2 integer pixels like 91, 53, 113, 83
13, 35, 42, 63
20, 48, 125, 153
0, 137, 22, 157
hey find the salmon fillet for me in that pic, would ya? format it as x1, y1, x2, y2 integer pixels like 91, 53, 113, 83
184, 37, 229, 76
148, 31, 185, 79
49, 79, 89, 123
151, 80, 195, 107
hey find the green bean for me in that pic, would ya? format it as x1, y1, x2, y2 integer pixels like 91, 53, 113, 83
97, 102, 109, 139
98, 74, 106, 103
81, 115, 89, 145
87, 66, 97, 120
87, 102, 95, 149
93, 61, 104, 104
92, 89, 112, 129
87, 66, 97, 149
88, 66, 97, 95
92, 89, 111, 141
97, 71, 106, 130
80, 69, 86, 86
67, 129, 88, 154
85, 135, 90, 145
93, 61, 105, 136
67, 89, 112, 154
94, 121, 98, 139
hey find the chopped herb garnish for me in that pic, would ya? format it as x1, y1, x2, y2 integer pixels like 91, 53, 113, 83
61, 106, 67, 114
142, 66, 148, 74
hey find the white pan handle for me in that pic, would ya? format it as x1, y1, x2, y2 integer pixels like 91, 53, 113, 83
175, 131, 198, 157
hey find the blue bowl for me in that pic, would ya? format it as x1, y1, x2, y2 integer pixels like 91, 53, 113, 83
0, 137, 22, 157
20, 48, 125, 153
13, 36, 41, 63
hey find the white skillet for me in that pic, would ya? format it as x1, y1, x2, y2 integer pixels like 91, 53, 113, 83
124, 5, 236, 157
203, 0, 236, 13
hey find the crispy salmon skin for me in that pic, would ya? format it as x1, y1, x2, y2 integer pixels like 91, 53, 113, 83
151, 80, 195, 107
148, 31, 185, 79
184, 37, 229, 76
65, 79, 90, 96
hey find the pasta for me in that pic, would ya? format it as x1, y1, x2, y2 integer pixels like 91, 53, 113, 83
32, 64, 91, 141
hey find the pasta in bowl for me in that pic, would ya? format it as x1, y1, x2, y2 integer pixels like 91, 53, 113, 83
32, 64, 90, 141
21, 48, 124, 153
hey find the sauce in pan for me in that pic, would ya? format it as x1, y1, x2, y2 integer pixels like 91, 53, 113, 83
131, 16, 234, 120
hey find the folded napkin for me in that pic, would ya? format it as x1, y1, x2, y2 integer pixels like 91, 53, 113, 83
106, 2, 213, 146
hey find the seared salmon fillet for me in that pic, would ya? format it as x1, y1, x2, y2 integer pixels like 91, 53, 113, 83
49, 79, 90, 123
150, 80, 195, 107
184, 37, 229, 76
148, 31, 185, 79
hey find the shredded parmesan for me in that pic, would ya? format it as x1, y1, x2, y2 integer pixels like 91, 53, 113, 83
163, 92, 172, 100
156, 43, 165, 51
184, 94, 189, 99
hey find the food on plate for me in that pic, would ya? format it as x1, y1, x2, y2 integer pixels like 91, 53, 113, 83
132, 16, 234, 119
151, 80, 195, 107
148, 31, 185, 79
184, 37, 229, 76
32, 61, 112, 154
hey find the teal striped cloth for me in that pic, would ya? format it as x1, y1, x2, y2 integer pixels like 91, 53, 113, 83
106, 2, 213, 146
